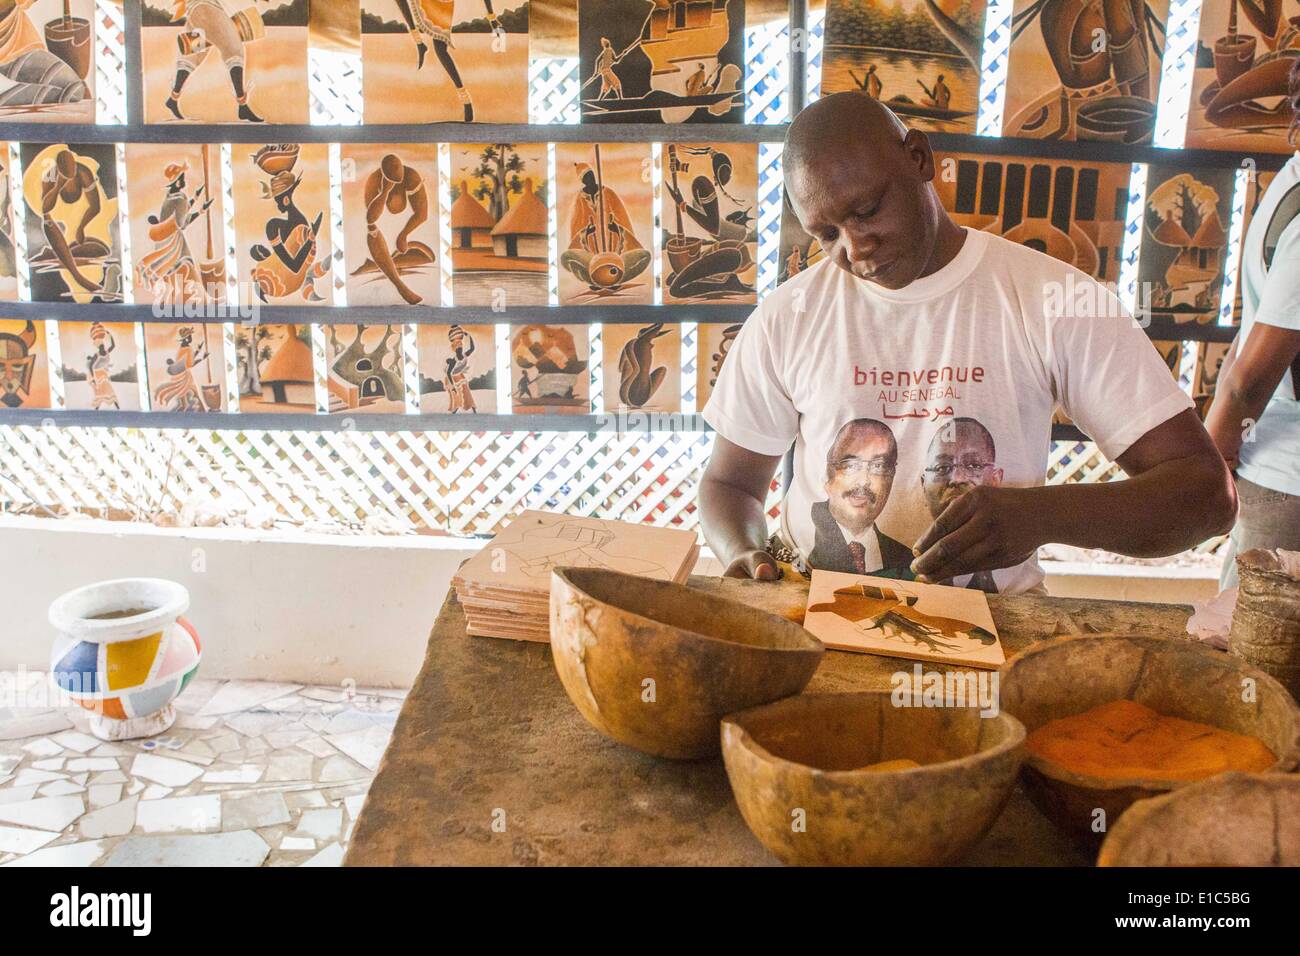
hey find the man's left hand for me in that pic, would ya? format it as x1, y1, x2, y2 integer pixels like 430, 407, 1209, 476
910, 486, 1040, 584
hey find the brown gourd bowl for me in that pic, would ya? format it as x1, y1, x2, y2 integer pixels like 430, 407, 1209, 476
549, 568, 824, 760
720, 692, 1026, 866
999, 633, 1300, 852
1098, 772, 1300, 866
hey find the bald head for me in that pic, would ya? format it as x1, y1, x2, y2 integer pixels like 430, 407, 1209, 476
784, 93, 908, 176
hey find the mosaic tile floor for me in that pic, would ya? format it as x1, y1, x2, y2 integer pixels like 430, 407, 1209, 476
0, 673, 403, 866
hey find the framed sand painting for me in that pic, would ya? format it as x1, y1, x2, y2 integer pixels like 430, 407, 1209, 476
695, 320, 743, 408
341, 143, 440, 307
418, 323, 497, 413
602, 321, 681, 413
0, 0, 96, 124
661, 142, 757, 304
820, 0, 987, 134
510, 323, 589, 414
325, 324, 407, 414
139, 0, 310, 124
59, 321, 141, 411
776, 188, 825, 285
361, 0, 530, 123
449, 142, 549, 307
0, 318, 50, 409
0, 143, 16, 301
144, 322, 228, 412
236, 323, 317, 414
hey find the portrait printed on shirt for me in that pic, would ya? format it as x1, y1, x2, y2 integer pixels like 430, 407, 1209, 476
919, 416, 1004, 592
808, 418, 914, 576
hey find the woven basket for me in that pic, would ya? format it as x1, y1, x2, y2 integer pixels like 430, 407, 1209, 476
1230, 548, 1300, 700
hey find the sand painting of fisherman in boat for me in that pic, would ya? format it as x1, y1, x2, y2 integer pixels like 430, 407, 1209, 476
1002, 0, 1169, 144
602, 321, 680, 412
60, 321, 140, 411
125, 143, 227, 308
362, 0, 530, 123
1137, 165, 1238, 332
418, 323, 497, 413
144, 322, 228, 412
140, 0, 309, 124
0, 0, 95, 124
236, 322, 317, 413
19, 142, 122, 304
661, 142, 757, 304
776, 189, 825, 286
232, 143, 333, 307
0, 144, 17, 301
1186, 0, 1300, 153
511, 323, 590, 414
578, 0, 745, 124
820, 0, 986, 133
0, 318, 50, 409
449, 142, 549, 307
555, 142, 654, 305
695, 320, 742, 406
341, 143, 440, 307
326, 323, 408, 414
931, 151, 1132, 283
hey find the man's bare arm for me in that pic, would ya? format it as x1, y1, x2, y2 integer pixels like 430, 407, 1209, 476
911, 410, 1237, 582
699, 436, 783, 580
1205, 323, 1300, 468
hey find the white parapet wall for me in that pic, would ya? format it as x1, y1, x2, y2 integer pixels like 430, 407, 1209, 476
0, 516, 1217, 689
0, 515, 477, 688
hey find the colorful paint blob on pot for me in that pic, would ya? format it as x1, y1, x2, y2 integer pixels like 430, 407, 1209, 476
51, 617, 201, 720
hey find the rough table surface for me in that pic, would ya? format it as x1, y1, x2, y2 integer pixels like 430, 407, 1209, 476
345, 575, 1194, 866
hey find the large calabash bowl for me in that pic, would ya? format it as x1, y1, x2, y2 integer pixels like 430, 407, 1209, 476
549, 568, 824, 759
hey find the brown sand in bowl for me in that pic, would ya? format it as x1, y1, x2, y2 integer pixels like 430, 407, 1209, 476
853, 758, 923, 772
1025, 700, 1275, 782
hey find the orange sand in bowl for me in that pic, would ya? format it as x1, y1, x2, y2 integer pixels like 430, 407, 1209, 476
1025, 700, 1275, 782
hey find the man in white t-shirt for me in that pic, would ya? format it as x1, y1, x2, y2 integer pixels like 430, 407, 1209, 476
699, 93, 1237, 594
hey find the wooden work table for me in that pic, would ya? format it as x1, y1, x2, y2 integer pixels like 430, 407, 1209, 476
345, 575, 1194, 866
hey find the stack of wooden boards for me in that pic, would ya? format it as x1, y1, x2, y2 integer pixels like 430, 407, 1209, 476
453, 510, 701, 641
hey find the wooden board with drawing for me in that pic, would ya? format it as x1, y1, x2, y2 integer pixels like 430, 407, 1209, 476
803, 569, 1006, 669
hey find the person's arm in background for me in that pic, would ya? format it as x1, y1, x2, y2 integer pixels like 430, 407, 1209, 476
1206, 324, 1300, 468
699, 438, 783, 579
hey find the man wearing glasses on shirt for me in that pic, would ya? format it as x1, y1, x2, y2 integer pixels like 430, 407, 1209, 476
921, 418, 1004, 592
809, 418, 913, 575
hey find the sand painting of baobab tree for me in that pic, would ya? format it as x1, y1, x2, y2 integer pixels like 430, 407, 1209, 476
449, 142, 549, 306
1137, 165, 1238, 332
820, 0, 987, 133
361, 0, 530, 123
326, 323, 407, 414
1187, 0, 1300, 153
1002, 0, 1169, 144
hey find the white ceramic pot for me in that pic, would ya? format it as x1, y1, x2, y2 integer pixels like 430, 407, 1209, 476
48, 578, 201, 741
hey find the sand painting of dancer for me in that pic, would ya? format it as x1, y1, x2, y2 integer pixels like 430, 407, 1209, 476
510, 323, 589, 414
449, 142, 548, 307
602, 321, 680, 412
932, 151, 1132, 283
125, 143, 227, 308
60, 321, 140, 411
578, 0, 745, 123
325, 323, 406, 414
804, 569, 1005, 668
341, 143, 439, 307
820, 0, 987, 133
1002, 0, 1169, 145
555, 142, 653, 305
1187, 0, 1300, 153
777, 188, 825, 285
418, 322, 497, 413
695, 320, 742, 406
1193, 341, 1231, 418
19, 142, 122, 304
0, 318, 49, 409
232, 143, 332, 307
140, 0, 309, 124
0, 0, 95, 124
361, 0, 530, 124
0, 143, 17, 301
237, 322, 316, 413
1137, 165, 1237, 331
144, 322, 227, 412
661, 142, 757, 304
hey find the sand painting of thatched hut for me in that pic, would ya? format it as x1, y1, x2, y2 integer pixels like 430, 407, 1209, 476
237, 323, 316, 413
450, 142, 549, 306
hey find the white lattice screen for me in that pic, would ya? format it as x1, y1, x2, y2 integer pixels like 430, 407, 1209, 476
0, 0, 1227, 557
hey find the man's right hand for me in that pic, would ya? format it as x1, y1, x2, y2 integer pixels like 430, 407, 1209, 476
722, 549, 779, 580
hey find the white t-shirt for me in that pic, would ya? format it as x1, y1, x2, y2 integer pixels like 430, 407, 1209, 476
702, 227, 1193, 594
1235, 152, 1300, 497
